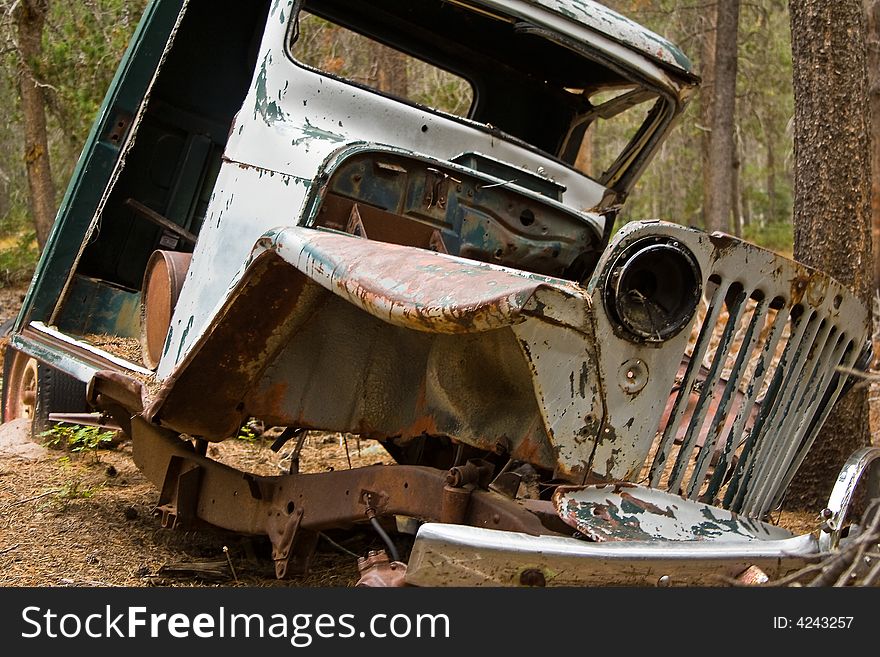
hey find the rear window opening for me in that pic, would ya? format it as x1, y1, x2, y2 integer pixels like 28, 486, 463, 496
291, 10, 474, 117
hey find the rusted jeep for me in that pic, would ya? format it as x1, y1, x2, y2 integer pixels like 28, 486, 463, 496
3, 0, 879, 586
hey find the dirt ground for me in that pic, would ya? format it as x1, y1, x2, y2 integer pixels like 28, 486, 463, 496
0, 282, 397, 587
0, 424, 397, 587
0, 282, 877, 587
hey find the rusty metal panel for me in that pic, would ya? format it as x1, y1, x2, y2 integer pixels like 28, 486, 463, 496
267, 226, 584, 334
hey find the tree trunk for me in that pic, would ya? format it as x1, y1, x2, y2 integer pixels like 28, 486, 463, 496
370, 42, 408, 99
865, 0, 880, 290
14, 0, 56, 250
786, 0, 873, 509
705, 0, 740, 234
766, 123, 777, 224
732, 125, 743, 236
699, 5, 717, 231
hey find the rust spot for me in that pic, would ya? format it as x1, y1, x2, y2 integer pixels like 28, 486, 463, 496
247, 381, 289, 418
619, 491, 675, 518
708, 233, 737, 256
789, 273, 810, 305
397, 414, 442, 439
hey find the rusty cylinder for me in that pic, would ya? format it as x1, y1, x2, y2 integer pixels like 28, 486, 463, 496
141, 250, 192, 370
440, 484, 472, 524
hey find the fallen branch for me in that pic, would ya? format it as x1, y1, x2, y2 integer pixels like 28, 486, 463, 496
158, 560, 230, 580
0, 544, 19, 556
769, 499, 880, 587
4, 489, 61, 508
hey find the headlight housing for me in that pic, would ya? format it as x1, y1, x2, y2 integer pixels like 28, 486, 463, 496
604, 236, 701, 342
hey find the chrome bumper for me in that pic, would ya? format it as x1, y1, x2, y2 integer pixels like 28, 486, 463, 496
405, 523, 818, 587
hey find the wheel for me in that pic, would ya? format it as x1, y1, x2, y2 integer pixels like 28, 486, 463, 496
2, 347, 38, 423
2, 346, 89, 436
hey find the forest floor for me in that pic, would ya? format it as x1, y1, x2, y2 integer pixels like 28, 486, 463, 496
0, 282, 397, 587
0, 281, 877, 587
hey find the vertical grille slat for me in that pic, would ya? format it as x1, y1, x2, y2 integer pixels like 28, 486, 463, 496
645, 274, 861, 520
685, 295, 770, 499
728, 311, 817, 513
648, 281, 728, 488
769, 338, 855, 510
753, 325, 838, 513
743, 318, 835, 516
667, 286, 748, 493
724, 361, 787, 512
704, 303, 789, 501
740, 314, 825, 512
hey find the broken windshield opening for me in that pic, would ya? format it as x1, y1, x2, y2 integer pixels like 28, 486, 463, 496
561, 86, 662, 184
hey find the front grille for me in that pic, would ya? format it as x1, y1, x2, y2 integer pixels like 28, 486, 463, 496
647, 273, 858, 518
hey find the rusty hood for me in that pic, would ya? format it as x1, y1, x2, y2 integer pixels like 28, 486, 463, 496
142, 226, 596, 480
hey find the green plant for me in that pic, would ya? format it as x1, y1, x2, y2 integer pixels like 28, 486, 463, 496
40, 423, 116, 460
236, 424, 258, 443
51, 479, 102, 509
57, 479, 98, 500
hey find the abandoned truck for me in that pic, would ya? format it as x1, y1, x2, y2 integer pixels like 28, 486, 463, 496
3, 0, 879, 586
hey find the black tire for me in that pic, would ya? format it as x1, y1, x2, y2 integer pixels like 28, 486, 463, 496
2, 345, 89, 436
32, 362, 90, 435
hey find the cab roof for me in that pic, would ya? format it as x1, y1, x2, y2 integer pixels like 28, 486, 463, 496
518, 0, 695, 75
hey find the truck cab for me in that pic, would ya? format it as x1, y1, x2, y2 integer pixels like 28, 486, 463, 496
3, 0, 875, 586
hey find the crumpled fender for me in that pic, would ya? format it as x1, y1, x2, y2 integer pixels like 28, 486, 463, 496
143, 227, 590, 454
258, 225, 587, 334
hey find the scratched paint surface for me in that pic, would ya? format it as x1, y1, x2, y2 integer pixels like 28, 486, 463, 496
553, 483, 794, 542
269, 225, 585, 334
161, 0, 698, 372
521, 0, 693, 71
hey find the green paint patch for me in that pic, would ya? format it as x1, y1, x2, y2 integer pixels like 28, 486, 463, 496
176, 315, 195, 364
292, 118, 345, 148
254, 52, 284, 126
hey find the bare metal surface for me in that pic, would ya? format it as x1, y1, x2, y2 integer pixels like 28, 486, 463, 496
819, 447, 880, 551
405, 522, 817, 586
17, 322, 153, 379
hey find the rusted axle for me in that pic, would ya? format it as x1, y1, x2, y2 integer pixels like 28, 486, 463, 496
129, 416, 550, 577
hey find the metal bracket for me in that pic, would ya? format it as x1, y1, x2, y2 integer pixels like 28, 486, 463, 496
266, 504, 319, 578
155, 455, 203, 529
